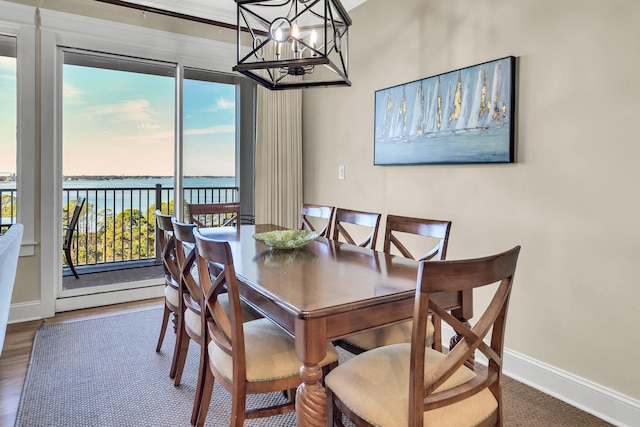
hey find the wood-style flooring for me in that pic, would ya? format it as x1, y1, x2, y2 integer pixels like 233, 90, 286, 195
0, 298, 164, 427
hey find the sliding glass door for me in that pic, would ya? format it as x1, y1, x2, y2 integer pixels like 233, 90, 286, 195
57, 50, 247, 307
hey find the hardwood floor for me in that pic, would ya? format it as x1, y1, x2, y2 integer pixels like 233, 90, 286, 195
0, 298, 164, 427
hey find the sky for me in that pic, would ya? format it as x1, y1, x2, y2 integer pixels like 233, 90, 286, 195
62, 62, 236, 177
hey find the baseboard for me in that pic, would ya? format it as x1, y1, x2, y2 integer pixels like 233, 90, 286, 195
7, 300, 42, 323
55, 284, 164, 312
441, 325, 638, 427
8, 283, 164, 322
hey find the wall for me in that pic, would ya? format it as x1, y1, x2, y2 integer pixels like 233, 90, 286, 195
303, 0, 640, 406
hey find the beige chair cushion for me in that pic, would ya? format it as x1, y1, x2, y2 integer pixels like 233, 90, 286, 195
341, 318, 434, 351
184, 307, 202, 337
209, 318, 339, 383
164, 285, 180, 307
325, 343, 497, 427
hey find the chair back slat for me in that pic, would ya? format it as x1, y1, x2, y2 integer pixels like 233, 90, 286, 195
383, 215, 451, 261
171, 218, 201, 309
194, 229, 246, 377
333, 208, 381, 249
188, 202, 241, 228
155, 210, 179, 285
299, 203, 335, 238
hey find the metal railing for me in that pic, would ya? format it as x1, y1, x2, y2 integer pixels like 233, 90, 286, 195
62, 183, 238, 270
0, 187, 17, 235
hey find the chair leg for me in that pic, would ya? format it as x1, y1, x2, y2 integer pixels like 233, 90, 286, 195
172, 324, 191, 386
156, 304, 171, 352
64, 248, 79, 279
190, 340, 208, 425
230, 386, 247, 427
195, 365, 215, 427
169, 311, 184, 379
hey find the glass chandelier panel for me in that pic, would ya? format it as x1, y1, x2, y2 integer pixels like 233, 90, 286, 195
234, 0, 351, 90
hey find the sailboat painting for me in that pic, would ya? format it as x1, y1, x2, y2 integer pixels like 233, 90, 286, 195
374, 56, 515, 165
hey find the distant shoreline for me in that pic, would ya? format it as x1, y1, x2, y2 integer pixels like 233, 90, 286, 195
62, 175, 233, 181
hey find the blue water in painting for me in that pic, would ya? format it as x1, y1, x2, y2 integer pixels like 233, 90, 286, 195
374, 126, 511, 165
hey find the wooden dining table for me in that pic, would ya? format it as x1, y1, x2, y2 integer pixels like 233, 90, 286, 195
197, 224, 472, 427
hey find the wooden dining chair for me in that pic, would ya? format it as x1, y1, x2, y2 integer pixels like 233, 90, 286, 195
154, 210, 181, 359
192, 229, 340, 427
170, 218, 260, 425
187, 202, 240, 228
326, 246, 521, 427
299, 203, 335, 238
333, 208, 381, 249
336, 215, 452, 354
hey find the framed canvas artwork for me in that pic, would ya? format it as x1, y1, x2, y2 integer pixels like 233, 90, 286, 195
374, 56, 516, 165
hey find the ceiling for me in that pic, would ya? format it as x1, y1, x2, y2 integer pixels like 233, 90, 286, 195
122, 0, 367, 26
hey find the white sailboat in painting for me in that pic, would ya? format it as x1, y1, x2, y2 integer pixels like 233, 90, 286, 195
466, 67, 487, 131
409, 81, 424, 137
486, 60, 503, 127
455, 71, 473, 132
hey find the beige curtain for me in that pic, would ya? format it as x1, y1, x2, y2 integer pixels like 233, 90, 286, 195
254, 86, 303, 229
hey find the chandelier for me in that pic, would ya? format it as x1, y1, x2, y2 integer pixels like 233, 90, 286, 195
233, 0, 352, 90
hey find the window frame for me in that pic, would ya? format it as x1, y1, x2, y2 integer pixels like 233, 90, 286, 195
0, 2, 37, 257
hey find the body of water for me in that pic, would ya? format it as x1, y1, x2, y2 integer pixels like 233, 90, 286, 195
1, 177, 237, 222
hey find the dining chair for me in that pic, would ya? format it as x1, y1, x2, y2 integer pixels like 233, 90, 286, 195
337, 215, 452, 354
63, 197, 85, 279
326, 246, 521, 427
170, 218, 260, 425
154, 210, 181, 359
192, 228, 340, 427
299, 203, 335, 238
333, 208, 381, 249
187, 202, 241, 228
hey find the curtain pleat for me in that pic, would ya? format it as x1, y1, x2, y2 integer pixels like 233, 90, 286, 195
254, 86, 303, 229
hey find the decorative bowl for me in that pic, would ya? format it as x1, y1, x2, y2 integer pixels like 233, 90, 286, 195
253, 229, 318, 250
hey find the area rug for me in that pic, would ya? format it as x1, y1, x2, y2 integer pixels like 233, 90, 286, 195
16, 308, 611, 426
15, 308, 301, 427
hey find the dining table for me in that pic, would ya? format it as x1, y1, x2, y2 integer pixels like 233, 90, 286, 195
197, 224, 472, 427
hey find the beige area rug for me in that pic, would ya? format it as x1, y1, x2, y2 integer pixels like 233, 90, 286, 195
15, 308, 612, 426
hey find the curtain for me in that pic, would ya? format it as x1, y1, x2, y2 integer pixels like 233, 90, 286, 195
254, 86, 303, 229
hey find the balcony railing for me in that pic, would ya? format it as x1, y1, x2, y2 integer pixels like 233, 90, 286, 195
2, 183, 243, 272
0, 187, 17, 235
61, 183, 239, 271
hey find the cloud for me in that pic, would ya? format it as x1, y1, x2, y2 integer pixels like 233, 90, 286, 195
216, 97, 235, 110
63, 82, 87, 105
184, 125, 235, 136
203, 97, 235, 113
84, 99, 156, 122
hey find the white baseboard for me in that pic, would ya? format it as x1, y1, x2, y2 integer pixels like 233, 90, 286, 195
8, 283, 164, 322
55, 284, 164, 312
7, 300, 42, 324
441, 325, 638, 427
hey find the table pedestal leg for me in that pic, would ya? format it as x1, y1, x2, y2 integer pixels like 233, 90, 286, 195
296, 363, 326, 427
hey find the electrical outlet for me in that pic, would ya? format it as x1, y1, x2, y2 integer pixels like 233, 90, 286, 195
338, 165, 345, 180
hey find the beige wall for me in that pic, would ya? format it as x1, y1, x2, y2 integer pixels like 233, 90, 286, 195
303, 0, 640, 400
